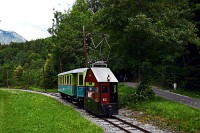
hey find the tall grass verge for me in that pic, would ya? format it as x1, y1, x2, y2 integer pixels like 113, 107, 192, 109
119, 84, 200, 133
171, 88, 200, 100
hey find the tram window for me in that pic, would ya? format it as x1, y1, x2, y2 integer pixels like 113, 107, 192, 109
65, 75, 67, 85
95, 87, 99, 93
59, 76, 61, 84
60, 76, 63, 84
79, 74, 83, 85
67, 75, 69, 85
61, 76, 63, 84
63, 76, 65, 84
69, 75, 72, 85
102, 85, 108, 93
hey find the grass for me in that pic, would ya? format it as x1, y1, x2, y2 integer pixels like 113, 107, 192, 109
118, 84, 137, 107
119, 84, 200, 133
0, 89, 103, 133
8, 86, 58, 93
30, 86, 58, 92
152, 83, 200, 100
131, 97, 200, 133
171, 88, 200, 100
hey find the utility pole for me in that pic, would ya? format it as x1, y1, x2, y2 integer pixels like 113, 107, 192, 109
59, 57, 62, 73
83, 26, 88, 67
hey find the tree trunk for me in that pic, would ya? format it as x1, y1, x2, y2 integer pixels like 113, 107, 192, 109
28, 63, 30, 89
138, 69, 144, 84
6, 67, 9, 88
43, 62, 47, 92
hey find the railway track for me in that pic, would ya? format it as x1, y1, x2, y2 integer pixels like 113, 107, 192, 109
102, 116, 151, 133
48, 92, 152, 133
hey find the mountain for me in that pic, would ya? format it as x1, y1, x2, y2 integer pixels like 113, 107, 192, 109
0, 29, 26, 44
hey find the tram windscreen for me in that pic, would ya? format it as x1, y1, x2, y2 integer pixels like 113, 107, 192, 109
102, 85, 108, 93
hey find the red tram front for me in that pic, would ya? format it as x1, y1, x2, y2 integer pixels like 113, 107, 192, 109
84, 67, 118, 116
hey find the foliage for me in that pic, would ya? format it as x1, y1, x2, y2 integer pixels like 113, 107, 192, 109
44, 54, 56, 89
14, 65, 23, 83
118, 84, 137, 107
136, 82, 155, 101
0, 0, 200, 92
0, 38, 53, 88
86, 0, 103, 13
118, 84, 155, 108
93, 0, 200, 90
0, 89, 104, 133
48, 0, 94, 72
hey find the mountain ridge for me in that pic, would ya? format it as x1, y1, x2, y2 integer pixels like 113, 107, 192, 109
0, 29, 26, 44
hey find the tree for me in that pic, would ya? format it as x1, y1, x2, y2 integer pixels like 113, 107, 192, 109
48, 0, 94, 72
44, 54, 56, 89
93, 0, 199, 86
14, 65, 23, 85
190, 0, 200, 36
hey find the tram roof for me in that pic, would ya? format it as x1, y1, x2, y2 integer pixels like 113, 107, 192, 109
91, 67, 118, 83
58, 68, 88, 76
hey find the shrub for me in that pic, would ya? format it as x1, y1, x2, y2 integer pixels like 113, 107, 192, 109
118, 83, 155, 108
135, 82, 155, 101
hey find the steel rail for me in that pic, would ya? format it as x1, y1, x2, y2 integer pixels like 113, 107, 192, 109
102, 116, 152, 133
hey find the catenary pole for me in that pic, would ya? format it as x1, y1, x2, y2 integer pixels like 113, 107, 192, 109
83, 26, 88, 67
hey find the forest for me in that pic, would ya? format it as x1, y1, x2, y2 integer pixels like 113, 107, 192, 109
0, 0, 200, 91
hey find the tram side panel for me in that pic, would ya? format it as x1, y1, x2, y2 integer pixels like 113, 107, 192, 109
75, 71, 87, 99
84, 69, 99, 115
58, 74, 75, 97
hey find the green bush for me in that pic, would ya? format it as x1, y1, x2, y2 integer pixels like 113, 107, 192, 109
135, 82, 155, 101
118, 84, 136, 108
118, 83, 155, 108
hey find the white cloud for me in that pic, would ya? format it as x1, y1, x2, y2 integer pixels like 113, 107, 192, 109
0, 0, 75, 41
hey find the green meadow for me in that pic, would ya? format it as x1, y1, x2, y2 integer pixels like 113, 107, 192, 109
0, 89, 103, 133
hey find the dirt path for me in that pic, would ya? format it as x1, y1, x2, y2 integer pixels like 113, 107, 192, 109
124, 82, 200, 109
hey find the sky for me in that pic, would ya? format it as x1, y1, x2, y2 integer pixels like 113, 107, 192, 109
0, 0, 75, 41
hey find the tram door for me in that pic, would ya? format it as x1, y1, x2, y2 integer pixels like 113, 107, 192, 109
101, 83, 110, 104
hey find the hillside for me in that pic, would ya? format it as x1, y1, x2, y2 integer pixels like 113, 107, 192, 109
0, 29, 26, 44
